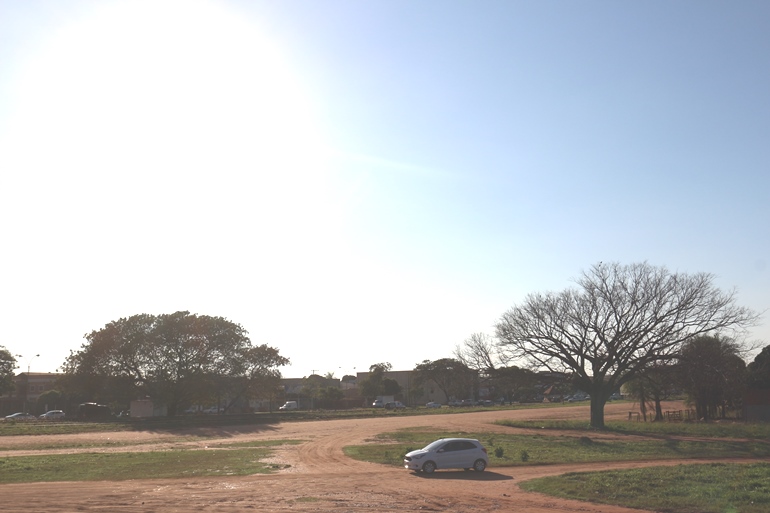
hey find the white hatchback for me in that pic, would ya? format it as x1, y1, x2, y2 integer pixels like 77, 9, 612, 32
39, 410, 65, 420
404, 438, 488, 474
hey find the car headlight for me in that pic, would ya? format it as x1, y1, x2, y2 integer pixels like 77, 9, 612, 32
411, 454, 424, 460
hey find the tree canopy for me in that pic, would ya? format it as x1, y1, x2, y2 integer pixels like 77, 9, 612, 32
496, 262, 759, 428
414, 358, 476, 401
678, 335, 746, 420
0, 347, 16, 396
61, 311, 289, 415
747, 345, 770, 389
358, 363, 401, 400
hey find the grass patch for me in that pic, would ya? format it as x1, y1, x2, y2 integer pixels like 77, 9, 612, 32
0, 440, 300, 483
521, 463, 770, 513
0, 435, 204, 452
496, 419, 770, 439
343, 429, 770, 467
0, 421, 132, 437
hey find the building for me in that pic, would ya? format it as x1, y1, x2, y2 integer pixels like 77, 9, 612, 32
743, 388, 770, 422
0, 372, 62, 416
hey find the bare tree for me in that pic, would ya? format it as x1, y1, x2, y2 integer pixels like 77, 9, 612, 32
495, 262, 759, 428
454, 333, 502, 373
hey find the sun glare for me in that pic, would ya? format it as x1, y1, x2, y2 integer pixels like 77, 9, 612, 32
1, 0, 334, 269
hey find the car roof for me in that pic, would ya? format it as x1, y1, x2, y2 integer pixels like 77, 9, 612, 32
435, 437, 479, 443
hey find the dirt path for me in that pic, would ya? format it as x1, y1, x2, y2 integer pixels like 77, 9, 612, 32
0, 401, 744, 512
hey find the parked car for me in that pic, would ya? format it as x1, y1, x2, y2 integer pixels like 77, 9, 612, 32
425, 402, 442, 408
371, 399, 384, 408
4, 412, 37, 421
279, 401, 298, 411
77, 402, 112, 419
39, 410, 65, 420
384, 401, 406, 409
403, 438, 488, 474
203, 406, 221, 414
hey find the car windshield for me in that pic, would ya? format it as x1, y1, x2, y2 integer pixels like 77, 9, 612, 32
423, 440, 448, 451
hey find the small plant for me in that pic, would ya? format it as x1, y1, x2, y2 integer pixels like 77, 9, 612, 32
579, 436, 593, 445
520, 449, 529, 462
494, 447, 504, 458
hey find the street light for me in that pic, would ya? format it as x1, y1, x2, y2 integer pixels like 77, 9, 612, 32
29, 354, 39, 373
16, 353, 39, 373
15, 354, 40, 414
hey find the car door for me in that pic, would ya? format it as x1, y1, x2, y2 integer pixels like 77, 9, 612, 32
436, 441, 462, 468
454, 441, 478, 468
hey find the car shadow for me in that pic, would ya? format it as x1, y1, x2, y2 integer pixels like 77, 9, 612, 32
412, 470, 513, 481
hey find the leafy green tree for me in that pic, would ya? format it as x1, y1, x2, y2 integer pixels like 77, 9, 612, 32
300, 374, 325, 408
678, 335, 746, 420
489, 365, 537, 404
381, 377, 402, 396
37, 389, 63, 411
747, 345, 770, 389
623, 362, 678, 421
414, 358, 476, 401
496, 262, 758, 428
0, 347, 17, 396
319, 386, 344, 408
359, 363, 401, 401
219, 344, 289, 412
61, 311, 288, 415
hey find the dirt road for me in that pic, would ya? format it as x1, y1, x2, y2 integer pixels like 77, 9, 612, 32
0, 401, 718, 512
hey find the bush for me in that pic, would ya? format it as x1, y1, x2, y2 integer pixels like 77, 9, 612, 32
520, 449, 529, 462
494, 447, 504, 458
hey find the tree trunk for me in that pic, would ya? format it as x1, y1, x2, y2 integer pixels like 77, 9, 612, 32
589, 395, 606, 429
654, 398, 664, 421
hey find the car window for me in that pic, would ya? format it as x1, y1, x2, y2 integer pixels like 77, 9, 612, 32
441, 442, 461, 452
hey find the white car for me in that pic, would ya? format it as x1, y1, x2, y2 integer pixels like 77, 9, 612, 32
4, 412, 37, 421
39, 410, 66, 420
404, 438, 488, 474
425, 402, 442, 408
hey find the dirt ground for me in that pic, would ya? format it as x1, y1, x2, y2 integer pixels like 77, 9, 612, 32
0, 401, 749, 512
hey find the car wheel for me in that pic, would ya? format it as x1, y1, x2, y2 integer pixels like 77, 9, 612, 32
422, 461, 436, 474
473, 459, 486, 472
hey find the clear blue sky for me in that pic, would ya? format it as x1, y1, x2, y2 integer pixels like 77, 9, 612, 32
1, 0, 768, 378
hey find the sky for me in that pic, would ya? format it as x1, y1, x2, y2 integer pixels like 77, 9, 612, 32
1, 0, 768, 379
